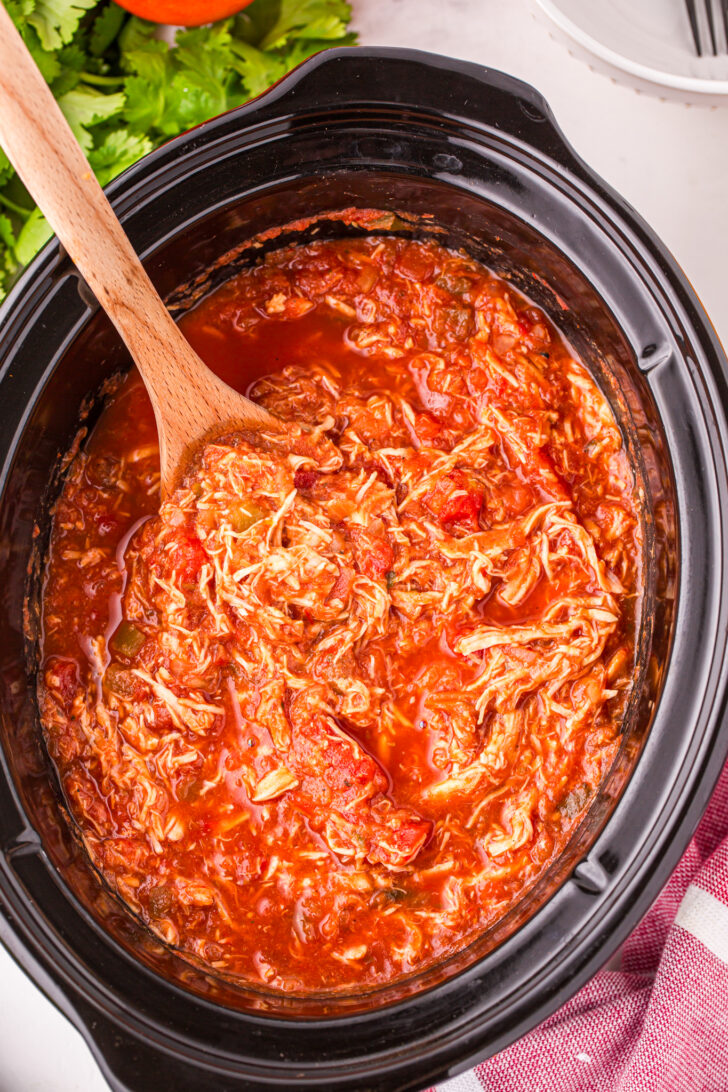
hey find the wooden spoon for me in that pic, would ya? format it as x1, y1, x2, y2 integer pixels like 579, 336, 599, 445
0, 3, 276, 494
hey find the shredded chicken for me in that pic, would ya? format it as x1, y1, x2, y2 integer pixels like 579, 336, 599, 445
38, 230, 642, 993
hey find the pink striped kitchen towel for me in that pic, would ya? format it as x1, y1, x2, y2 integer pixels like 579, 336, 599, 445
433, 758, 728, 1092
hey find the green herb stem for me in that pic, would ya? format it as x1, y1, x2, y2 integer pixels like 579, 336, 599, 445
0, 193, 31, 219
80, 71, 126, 87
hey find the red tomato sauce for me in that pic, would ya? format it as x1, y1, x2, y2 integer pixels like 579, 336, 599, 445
39, 234, 642, 992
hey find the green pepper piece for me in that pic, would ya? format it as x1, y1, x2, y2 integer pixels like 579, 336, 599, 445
436, 274, 472, 295
103, 662, 135, 699
230, 502, 264, 533
110, 620, 145, 658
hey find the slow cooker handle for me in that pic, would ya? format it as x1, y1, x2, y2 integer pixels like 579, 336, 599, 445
254, 46, 590, 180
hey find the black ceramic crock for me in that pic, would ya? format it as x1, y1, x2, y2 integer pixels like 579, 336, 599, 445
1, 47, 728, 1092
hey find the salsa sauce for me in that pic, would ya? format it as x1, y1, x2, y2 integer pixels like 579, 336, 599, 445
39, 234, 642, 992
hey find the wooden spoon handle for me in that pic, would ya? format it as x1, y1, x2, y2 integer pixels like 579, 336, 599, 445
0, 3, 273, 488
0, 4, 174, 363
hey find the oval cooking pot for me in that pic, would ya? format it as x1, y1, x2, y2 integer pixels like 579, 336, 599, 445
1, 47, 728, 1092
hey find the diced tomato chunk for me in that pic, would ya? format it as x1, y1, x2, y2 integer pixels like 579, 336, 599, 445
424, 470, 483, 532
166, 532, 207, 583
47, 657, 79, 710
395, 242, 435, 282
349, 519, 394, 579
440, 489, 483, 529
294, 468, 319, 491
328, 562, 354, 603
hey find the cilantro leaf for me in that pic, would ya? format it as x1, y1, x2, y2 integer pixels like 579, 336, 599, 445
20, 23, 63, 85
123, 74, 165, 133
0, 214, 18, 260
88, 130, 153, 185
163, 23, 236, 129
126, 75, 167, 132
229, 39, 285, 98
283, 31, 356, 69
0, 213, 20, 301
5, 0, 35, 27
51, 41, 87, 95
58, 87, 125, 150
89, 2, 125, 56
174, 21, 235, 74
117, 14, 157, 53
122, 20, 238, 138
0, 149, 13, 189
258, 0, 353, 50
28, 0, 98, 51
162, 71, 227, 135
233, 0, 282, 48
122, 39, 170, 82
14, 207, 53, 266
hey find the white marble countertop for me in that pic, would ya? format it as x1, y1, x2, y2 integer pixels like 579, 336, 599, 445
2, 1, 726, 1088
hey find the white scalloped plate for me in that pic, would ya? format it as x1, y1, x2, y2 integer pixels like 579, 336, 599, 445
536, 0, 728, 100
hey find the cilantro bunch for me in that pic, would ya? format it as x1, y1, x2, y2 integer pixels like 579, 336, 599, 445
0, 0, 355, 301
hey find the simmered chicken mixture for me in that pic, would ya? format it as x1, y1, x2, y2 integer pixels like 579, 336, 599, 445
39, 232, 642, 992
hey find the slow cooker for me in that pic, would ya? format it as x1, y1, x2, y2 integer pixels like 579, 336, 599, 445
1, 48, 727, 1092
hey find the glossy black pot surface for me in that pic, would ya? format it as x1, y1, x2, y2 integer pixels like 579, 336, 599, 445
1, 48, 727, 1092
